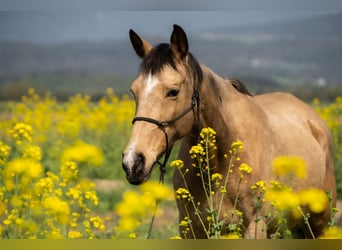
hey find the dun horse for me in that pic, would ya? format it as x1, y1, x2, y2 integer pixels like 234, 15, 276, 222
122, 25, 336, 238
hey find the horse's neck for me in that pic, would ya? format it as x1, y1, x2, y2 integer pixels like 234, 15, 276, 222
196, 66, 269, 152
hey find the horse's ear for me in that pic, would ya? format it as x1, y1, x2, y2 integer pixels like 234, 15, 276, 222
129, 29, 153, 59
170, 24, 188, 59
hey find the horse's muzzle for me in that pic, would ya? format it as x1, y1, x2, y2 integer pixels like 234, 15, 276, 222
122, 152, 148, 185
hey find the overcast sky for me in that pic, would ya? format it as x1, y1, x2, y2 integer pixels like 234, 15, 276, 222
0, 11, 338, 43
1, 0, 342, 11
1, 0, 341, 43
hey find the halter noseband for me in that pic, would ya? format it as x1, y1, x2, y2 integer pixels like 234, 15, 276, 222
132, 88, 200, 183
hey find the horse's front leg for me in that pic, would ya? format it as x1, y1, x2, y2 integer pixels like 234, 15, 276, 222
244, 219, 267, 239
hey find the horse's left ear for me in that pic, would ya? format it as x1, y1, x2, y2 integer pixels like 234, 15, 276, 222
170, 24, 188, 59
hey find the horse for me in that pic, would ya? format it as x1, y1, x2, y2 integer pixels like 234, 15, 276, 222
122, 24, 336, 238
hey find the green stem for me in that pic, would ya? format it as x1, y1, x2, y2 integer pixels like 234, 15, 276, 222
217, 152, 235, 222
177, 168, 210, 238
297, 206, 315, 239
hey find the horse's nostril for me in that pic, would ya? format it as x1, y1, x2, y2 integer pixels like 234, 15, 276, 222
134, 153, 145, 174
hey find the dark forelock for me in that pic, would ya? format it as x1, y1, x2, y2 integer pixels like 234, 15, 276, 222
139, 43, 203, 85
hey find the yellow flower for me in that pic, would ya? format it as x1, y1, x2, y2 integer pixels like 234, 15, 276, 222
179, 219, 188, 227
66, 187, 82, 200
139, 181, 173, 202
42, 196, 70, 224
319, 226, 342, 239
35, 177, 54, 195
211, 173, 223, 181
200, 127, 217, 148
189, 144, 205, 158
115, 190, 153, 218
251, 180, 267, 192
116, 216, 140, 232
60, 161, 79, 182
22, 145, 42, 161
3, 159, 42, 192
85, 190, 99, 206
129, 233, 137, 239
61, 140, 104, 166
10, 195, 23, 208
231, 141, 244, 153
238, 163, 253, 178
200, 127, 216, 140
68, 231, 83, 239
10, 122, 33, 144
175, 188, 191, 201
90, 216, 105, 231
272, 156, 307, 179
298, 188, 328, 213
0, 141, 11, 165
222, 232, 242, 239
265, 188, 300, 211
170, 160, 184, 169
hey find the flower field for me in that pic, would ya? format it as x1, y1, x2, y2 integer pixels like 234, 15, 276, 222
0, 88, 341, 239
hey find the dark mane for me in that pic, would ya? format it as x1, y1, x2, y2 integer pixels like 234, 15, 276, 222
140, 43, 203, 85
228, 78, 252, 96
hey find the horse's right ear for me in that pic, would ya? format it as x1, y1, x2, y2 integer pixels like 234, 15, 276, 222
129, 29, 153, 59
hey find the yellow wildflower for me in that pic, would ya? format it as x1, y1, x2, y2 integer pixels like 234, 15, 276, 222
139, 181, 173, 202
298, 188, 328, 213
211, 173, 223, 183
238, 163, 253, 178
35, 177, 54, 195
61, 140, 104, 166
231, 141, 244, 153
265, 188, 300, 211
42, 196, 70, 224
222, 232, 242, 239
170, 160, 184, 169
189, 144, 205, 158
116, 216, 140, 232
0, 141, 11, 165
170, 235, 182, 239
272, 156, 307, 179
22, 145, 42, 161
85, 190, 99, 206
200, 127, 217, 148
10, 195, 23, 208
251, 180, 267, 192
129, 233, 137, 239
319, 226, 342, 239
90, 216, 105, 231
68, 231, 83, 239
179, 219, 188, 227
175, 187, 191, 201
115, 190, 153, 218
200, 127, 216, 140
10, 122, 33, 144
60, 161, 78, 182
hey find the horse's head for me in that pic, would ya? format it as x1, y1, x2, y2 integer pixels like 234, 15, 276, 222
122, 24, 202, 185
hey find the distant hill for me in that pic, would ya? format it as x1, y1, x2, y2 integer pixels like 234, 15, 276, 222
0, 12, 341, 100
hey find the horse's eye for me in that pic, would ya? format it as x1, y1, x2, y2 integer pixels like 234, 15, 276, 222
167, 89, 180, 98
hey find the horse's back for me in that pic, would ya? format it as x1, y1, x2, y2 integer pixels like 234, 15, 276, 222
254, 92, 331, 142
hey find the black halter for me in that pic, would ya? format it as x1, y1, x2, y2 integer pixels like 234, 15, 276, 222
132, 88, 200, 183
